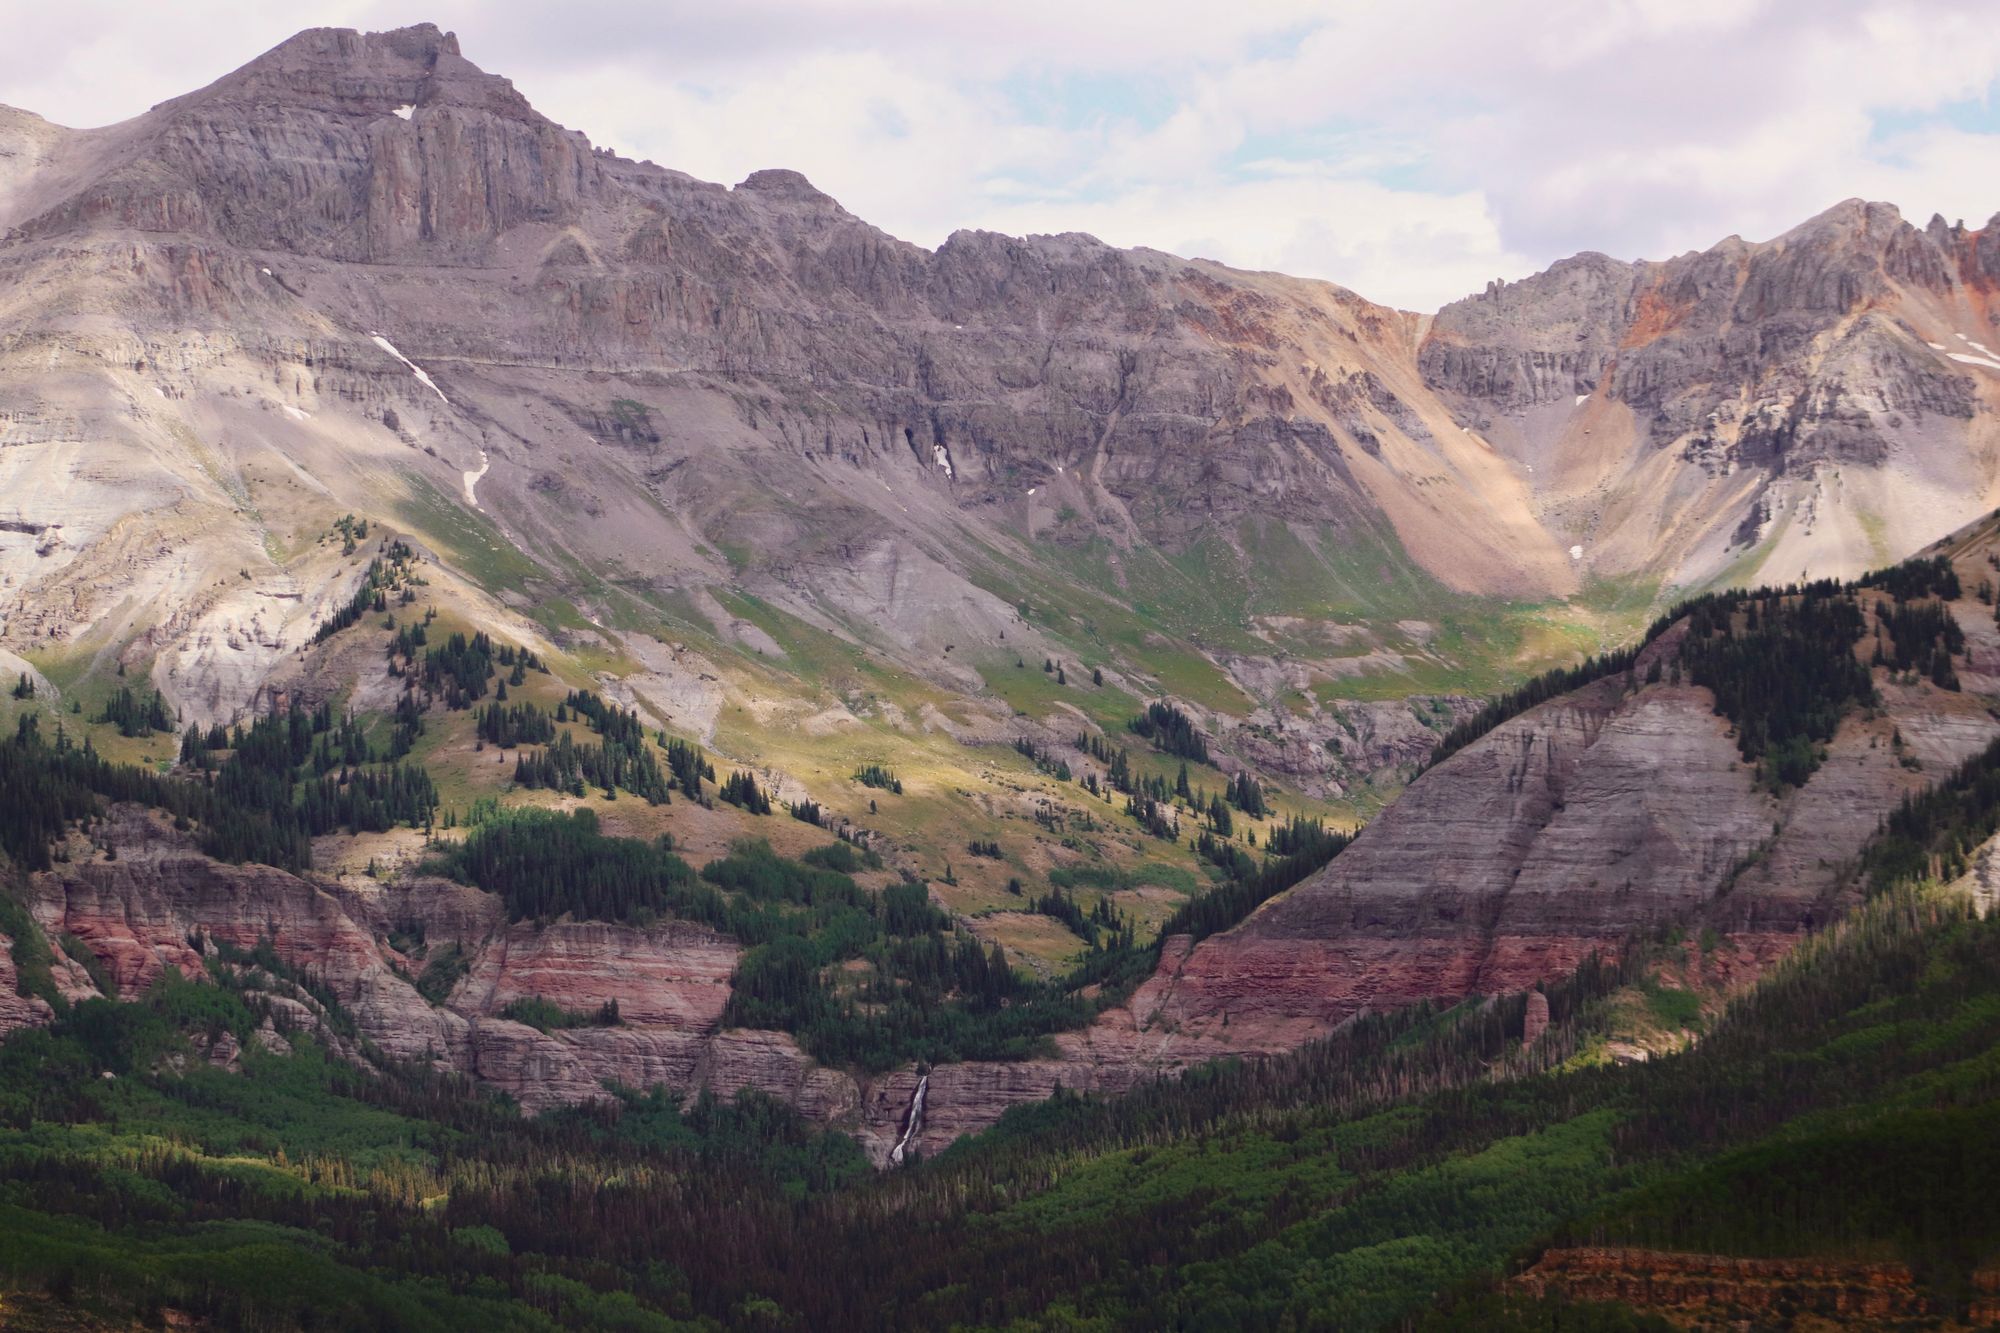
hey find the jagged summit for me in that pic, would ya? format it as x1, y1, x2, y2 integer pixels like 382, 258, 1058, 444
149, 23, 513, 118
0, 20, 1994, 735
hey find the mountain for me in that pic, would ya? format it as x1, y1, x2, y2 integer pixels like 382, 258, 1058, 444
2, 21, 2000, 1157
2, 22, 1995, 723
0, 22, 1560, 731
3, 22, 2000, 1329
1424, 200, 2000, 589
1140, 528, 2000, 1059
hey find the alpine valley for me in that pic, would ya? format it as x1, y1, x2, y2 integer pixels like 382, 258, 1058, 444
3, 22, 2000, 1331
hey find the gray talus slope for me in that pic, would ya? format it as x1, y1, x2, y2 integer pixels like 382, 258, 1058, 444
0, 23, 1567, 732
1423, 200, 2000, 590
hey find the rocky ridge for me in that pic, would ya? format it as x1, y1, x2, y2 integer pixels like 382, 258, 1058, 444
3, 25, 2000, 1160
1423, 200, 2000, 589
2, 24, 1994, 739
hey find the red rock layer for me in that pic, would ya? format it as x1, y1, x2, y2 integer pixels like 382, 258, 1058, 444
1515, 1246, 2000, 1326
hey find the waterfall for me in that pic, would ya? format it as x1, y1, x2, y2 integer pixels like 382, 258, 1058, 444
888, 1072, 929, 1166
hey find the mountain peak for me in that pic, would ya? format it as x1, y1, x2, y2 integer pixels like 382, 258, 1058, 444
1774, 196, 1905, 245
153, 22, 528, 121
736, 168, 832, 201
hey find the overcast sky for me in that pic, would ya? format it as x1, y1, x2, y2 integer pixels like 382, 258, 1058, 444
5, 1, 1997, 310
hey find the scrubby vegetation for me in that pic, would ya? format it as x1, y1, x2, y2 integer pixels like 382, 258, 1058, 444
95, 684, 175, 738
1675, 583, 1874, 789
1859, 733, 2000, 896
498, 995, 622, 1032
0, 964, 869, 1330
709, 843, 1123, 1073
718, 770, 773, 814
4, 701, 435, 874
1428, 550, 1974, 790
852, 763, 902, 794
310, 540, 416, 644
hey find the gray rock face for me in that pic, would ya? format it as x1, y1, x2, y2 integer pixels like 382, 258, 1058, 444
0, 23, 1595, 745
1422, 200, 2000, 588
2, 25, 1994, 732
1419, 252, 1637, 412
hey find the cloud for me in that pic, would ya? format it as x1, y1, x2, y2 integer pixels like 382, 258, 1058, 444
5, 1, 1997, 309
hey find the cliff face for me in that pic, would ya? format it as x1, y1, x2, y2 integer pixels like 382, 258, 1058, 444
1514, 1247, 2000, 1326
8, 550, 1998, 1166
2, 802, 1252, 1162
1137, 607, 2000, 1054
0, 23, 1575, 741
5, 806, 896, 1139
1422, 201, 2000, 589
5, 25, 1994, 735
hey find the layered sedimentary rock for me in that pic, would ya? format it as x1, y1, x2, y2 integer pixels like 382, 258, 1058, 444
0, 23, 1572, 740
5, 25, 2000, 1165
9, 807, 866, 1126
1134, 592, 2000, 1055
1422, 200, 2000, 587
10, 574, 1999, 1160
1514, 1247, 2000, 1326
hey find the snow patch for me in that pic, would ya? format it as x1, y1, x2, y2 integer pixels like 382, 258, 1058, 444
391, 105, 414, 120
368, 333, 450, 404
1026, 487, 1036, 495
1573, 393, 1589, 406
462, 449, 490, 508
1928, 341, 1948, 350
932, 443, 954, 478
260, 267, 272, 276
280, 404, 310, 421
1948, 352, 2000, 371
1568, 544, 1584, 561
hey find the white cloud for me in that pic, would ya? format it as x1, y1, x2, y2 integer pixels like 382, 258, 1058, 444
4, 0, 1996, 310
975, 176, 1532, 314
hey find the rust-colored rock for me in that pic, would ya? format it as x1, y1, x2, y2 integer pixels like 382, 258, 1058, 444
1131, 652, 1998, 1056
1522, 990, 1550, 1046
1514, 1246, 2000, 1325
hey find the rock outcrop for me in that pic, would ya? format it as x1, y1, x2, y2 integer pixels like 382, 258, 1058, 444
0, 23, 1574, 734
8, 807, 875, 1130
1423, 200, 2000, 589
1137, 617, 1998, 1052
4, 25, 2000, 1166
1514, 1247, 2000, 1326
10, 559, 2000, 1161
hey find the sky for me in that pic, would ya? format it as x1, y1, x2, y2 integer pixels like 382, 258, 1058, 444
4, 0, 1998, 311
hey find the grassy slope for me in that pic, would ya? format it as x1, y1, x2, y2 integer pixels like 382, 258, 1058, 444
7, 457, 1664, 979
